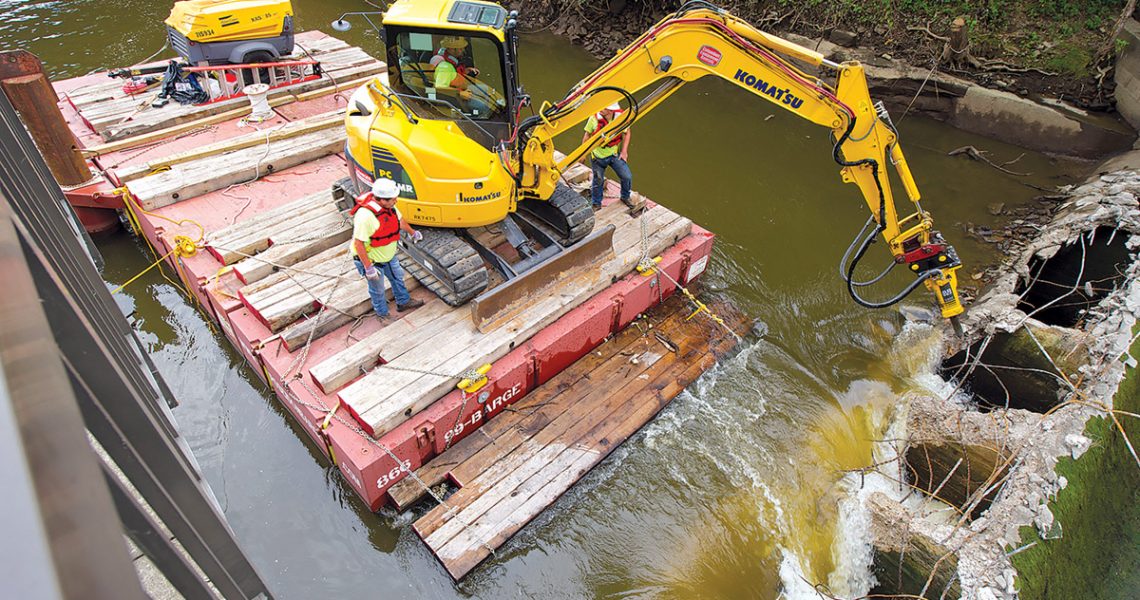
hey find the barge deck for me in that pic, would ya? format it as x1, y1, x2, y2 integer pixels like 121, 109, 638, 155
47, 30, 744, 578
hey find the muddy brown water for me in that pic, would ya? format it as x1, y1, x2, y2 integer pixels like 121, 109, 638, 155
5, 1, 1092, 597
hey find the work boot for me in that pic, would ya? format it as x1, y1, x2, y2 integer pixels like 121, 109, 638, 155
396, 298, 425, 312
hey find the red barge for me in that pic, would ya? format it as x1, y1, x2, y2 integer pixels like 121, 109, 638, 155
35, 31, 742, 578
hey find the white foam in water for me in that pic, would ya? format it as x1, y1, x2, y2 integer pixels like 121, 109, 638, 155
825, 471, 898, 596
778, 548, 828, 599
776, 374, 919, 598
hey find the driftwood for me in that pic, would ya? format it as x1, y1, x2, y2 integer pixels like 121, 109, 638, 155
948, 145, 1031, 177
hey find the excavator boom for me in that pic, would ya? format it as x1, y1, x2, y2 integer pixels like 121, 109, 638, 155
513, 3, 963, 317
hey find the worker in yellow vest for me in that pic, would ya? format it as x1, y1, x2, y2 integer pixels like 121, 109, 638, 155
431, 36, 489, 116
582, 102, 633, 210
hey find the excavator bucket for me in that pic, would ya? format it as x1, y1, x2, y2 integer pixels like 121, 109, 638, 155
470, 224, 616, 332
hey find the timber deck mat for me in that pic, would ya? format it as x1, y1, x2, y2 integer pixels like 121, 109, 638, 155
391, 294, 748, 580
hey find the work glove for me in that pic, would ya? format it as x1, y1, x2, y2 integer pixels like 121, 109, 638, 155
411, 230, 423, 243
364, 264, 380, 281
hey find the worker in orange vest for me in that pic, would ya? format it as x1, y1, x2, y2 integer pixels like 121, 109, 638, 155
350, 178, 425, 320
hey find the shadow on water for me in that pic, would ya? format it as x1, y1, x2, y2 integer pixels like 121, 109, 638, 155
5, 2, 1095, 597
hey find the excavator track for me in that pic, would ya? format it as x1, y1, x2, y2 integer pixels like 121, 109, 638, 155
400, 228, 489, 307
517, 183, 595, 246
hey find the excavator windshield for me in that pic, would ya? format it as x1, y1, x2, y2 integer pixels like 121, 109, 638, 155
386, 28, 509, 124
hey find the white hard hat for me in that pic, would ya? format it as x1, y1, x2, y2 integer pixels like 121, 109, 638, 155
371, 178, 399, 199
606, 103, 621, 111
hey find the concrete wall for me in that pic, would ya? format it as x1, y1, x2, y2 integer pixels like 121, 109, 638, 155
1114, 19, 1140, 130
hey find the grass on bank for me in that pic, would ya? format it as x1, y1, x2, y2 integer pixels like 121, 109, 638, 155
1009, 327, 1140, 599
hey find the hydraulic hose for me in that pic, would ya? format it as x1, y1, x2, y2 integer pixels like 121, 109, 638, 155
513, 85, 638, 172
842, 219, 940, 308
830, 110, 933, 309
838, 215, 897, 287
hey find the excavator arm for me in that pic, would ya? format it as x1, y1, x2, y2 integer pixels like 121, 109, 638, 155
513, 2, 964, 318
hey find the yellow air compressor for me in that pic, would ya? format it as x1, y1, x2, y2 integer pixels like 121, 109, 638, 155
165, 0, 295, 65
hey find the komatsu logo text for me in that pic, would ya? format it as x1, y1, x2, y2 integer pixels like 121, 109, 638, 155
733, 69, 805, 109
457, 190, 502, 203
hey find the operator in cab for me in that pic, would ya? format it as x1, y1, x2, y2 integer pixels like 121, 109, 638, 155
431, 36, 489, 117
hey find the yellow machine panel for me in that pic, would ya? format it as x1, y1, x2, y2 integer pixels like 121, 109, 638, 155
345, 81, 515, 229
165, 0, 293, 43
383, 0, 507, 42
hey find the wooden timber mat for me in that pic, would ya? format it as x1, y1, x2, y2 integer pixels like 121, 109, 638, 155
394, 293, 748, 579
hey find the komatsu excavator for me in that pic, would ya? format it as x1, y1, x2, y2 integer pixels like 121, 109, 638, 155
337, 0, 965, 319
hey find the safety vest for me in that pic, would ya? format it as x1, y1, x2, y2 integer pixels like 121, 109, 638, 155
436, 48, 470, 77
594, 110, 625, 149
350, 194, 401, 247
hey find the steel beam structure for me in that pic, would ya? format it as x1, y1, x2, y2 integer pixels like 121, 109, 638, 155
0, 81, 272, 599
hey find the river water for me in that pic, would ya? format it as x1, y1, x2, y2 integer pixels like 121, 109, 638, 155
4, 1, 1091, 598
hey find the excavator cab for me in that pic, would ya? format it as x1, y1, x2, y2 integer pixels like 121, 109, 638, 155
339, 0, 602, 312
381, 1, 520, 148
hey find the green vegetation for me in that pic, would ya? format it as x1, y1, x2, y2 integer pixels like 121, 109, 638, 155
548, 0, 1130, 84
1009, 328, 1140, 599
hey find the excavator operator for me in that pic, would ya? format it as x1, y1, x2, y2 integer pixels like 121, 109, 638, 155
431, 36, 489, 117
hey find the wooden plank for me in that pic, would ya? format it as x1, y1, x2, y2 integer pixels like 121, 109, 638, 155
206, 192, 336, 264
385, 311, 655, 508
309, 299, 462, 393
255, 263, 356, 331
413, 308, 693, 538
389, 305, 682, 510
321, 203, 665, 424
115, 112, 342, 183
341, 206, 691, 437
442, 328, 738, 579
126, 126, 345, 210
239, 245, 346, 308
245, 246, 430, 333
79, 38, 380, 141
435, 448, 594, 578
349, 210, 688, 437
418, 301, 745, 578
279, 290, 372, 352
81, 73, 378, 157
421, 326, 694, 562
210, 201, 342, 266
233, 217, 351, 284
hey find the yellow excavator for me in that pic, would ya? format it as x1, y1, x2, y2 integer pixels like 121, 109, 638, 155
335, 0, 965, 319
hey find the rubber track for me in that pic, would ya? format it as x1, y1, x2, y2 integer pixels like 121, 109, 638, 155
519, 183, 595, 245
401, 228, 489, 306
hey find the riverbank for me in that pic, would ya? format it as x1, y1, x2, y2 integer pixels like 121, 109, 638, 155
517, 1, 1140, 160
521, 0, 1129, 110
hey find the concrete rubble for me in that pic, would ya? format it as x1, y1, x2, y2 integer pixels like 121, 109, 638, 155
866, 170, 1140, 599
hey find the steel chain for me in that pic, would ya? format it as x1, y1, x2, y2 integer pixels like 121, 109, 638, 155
634, 204, 740, 341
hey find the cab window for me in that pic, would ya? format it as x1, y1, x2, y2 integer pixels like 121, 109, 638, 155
389, 30, 507, 121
